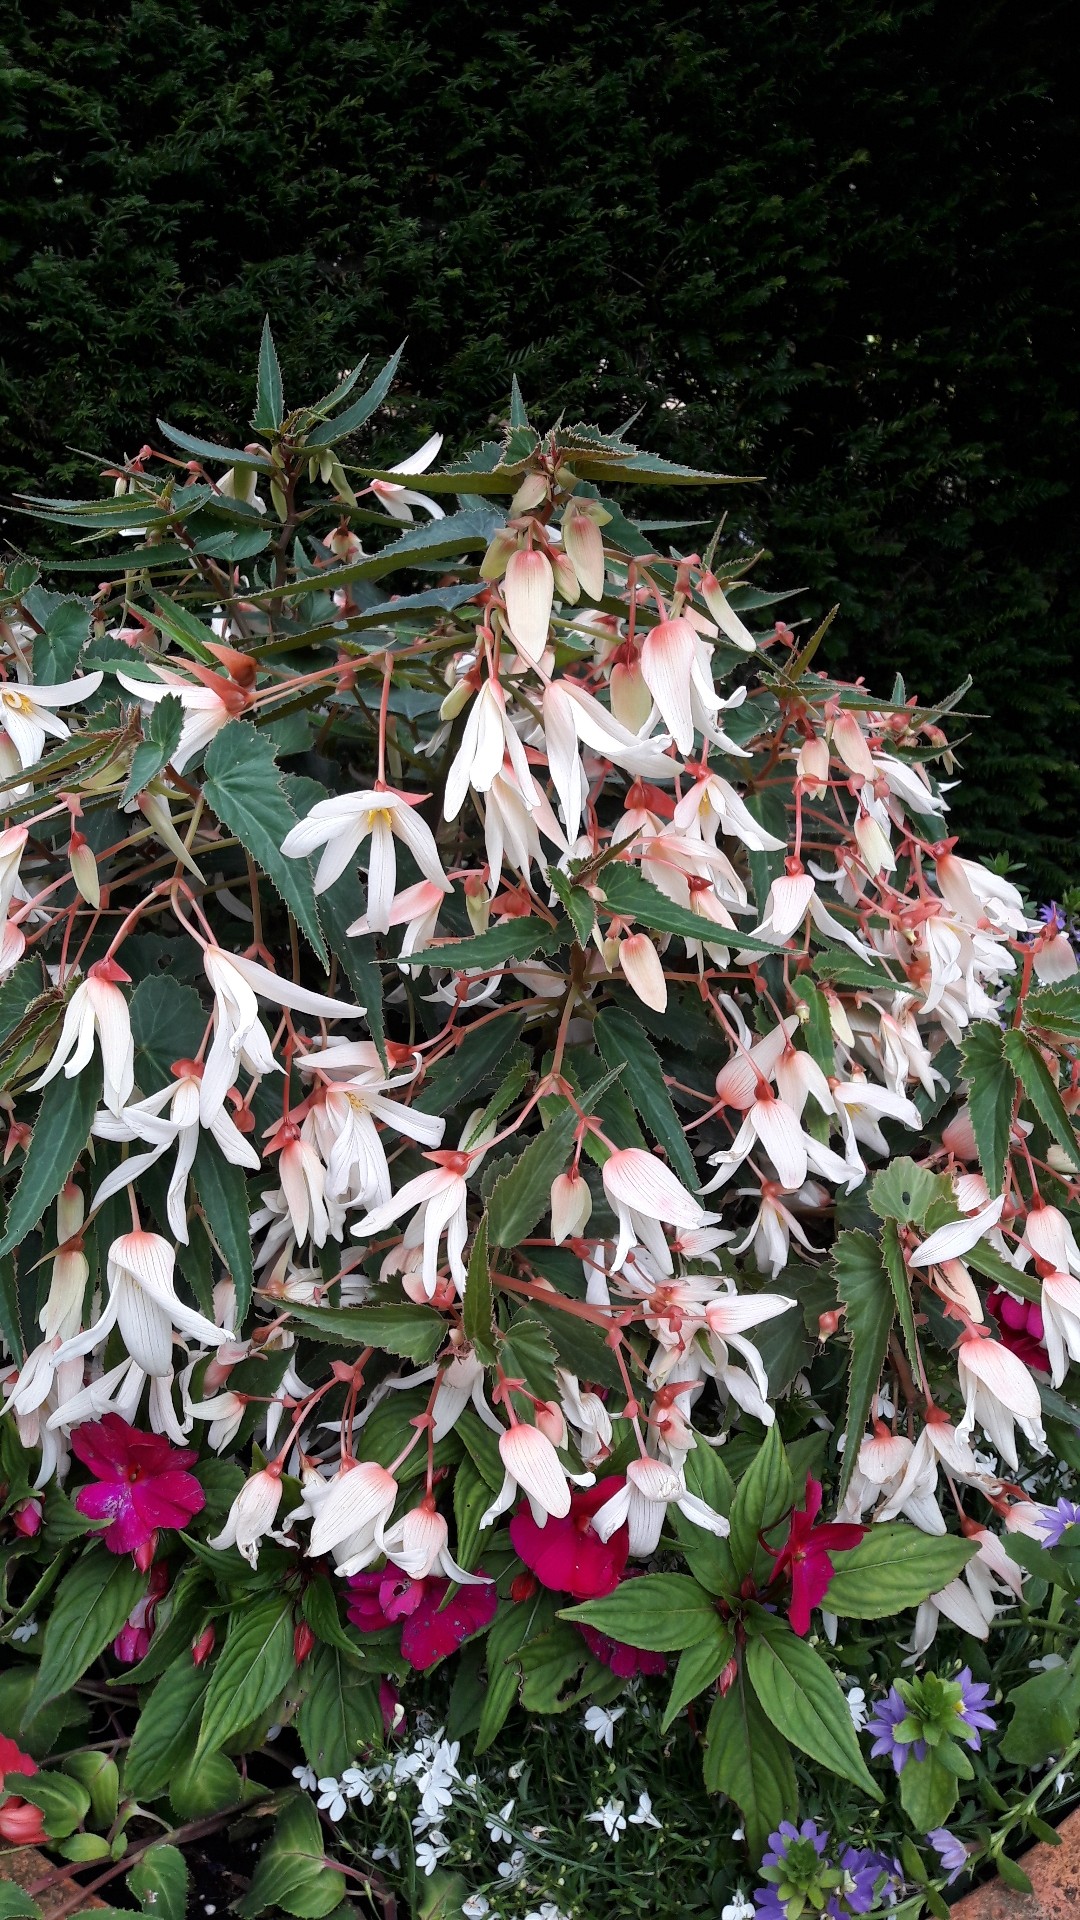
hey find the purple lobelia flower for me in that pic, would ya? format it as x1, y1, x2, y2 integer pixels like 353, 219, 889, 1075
928, 1829, 969, 1885
866, 1687, 926, 1774
1037, 1497, 1080, 1546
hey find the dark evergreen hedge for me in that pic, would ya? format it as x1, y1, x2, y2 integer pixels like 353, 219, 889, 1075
1, 0, 1076, 884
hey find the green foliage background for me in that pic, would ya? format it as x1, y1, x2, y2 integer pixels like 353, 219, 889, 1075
0, 0, 1076, 885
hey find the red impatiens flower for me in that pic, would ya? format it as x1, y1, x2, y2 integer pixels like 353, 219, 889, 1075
768, 1475, 865, 1636
577, 1621, 667, 1679
345, 1564, 497, 1671
987, 1288, 1050, 1373
0, 1732, 46, 1846
509, 1477, 630, 1599
71, 1414, 205, 1556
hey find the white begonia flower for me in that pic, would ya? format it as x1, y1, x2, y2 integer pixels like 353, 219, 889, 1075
0, 672, 103, 768
592, 1454, 729, 1558
91, 1063, 260, 1242
956, 1331, 1047, 1470
32, 959, 134, 1115
280, 787, 450, 932
199, 944, 364, 1124
207, 1468, 285, 1566
367, 432, 445, 522
302, 1459, 399, 1571
53, 1229, 232, 1378
601, 1146, 714, 1275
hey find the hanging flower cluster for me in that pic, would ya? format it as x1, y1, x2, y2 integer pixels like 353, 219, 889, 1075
1, 336, 1079, 1878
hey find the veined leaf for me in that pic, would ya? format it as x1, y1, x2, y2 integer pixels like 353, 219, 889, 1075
833, 1229, 893, 1502
881, 1217, 922, 1374
662, 1621, 733, 1732
961, 1022, 1015, 1195
704, 1665, 798, 1859
728, 1423, 792, 1579
561, 1573, 717, 1652
414, 1012, 526, 1115
594, 1005, 699, 1190
194, 1137, 255, 1326
297, 1645, 382, 1776
196, 1595, 294, 1758
1004, 1028, 1080, 1169
487, 1101, 579, 1249
124, 1662, 210, 1798
202, 721, 327, 964
596, 863, 782, 956
285, 1298, 446, 1363
825, 1526, 977, 1615
405, 916, 562, 971
0, 1057, 103, 1261
157, 420, 273, 470
33, 597, 89, 682
252, 316, 284, 433
746, 1622, 881, 1797
1024, 981, 1080, 1042
462, 1213, 495, 1360
869, 1155, 952, 1227
237, 1792, 346, 1920
121, 692, 185, 803
27, 1553, 147, 1718
128, 1843, 188, 1920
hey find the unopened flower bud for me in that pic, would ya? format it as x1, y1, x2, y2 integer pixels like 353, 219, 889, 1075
479, 528, 519, 581
534, 1400, 567, 1448
831, 710, 875, 780
293, 1622, 316, 1666
609, 659, 652, 733
464, 873, 490, 936
439, 676, 475, 721
796, 736, 830, 800
619, 932, 668, 1013
817, 1309, 842, 1339
561, 502, 608, 601
12, 1497, 42, 1538
510, 1571, 538, 1603
191, 1624, 216, 1666
551, 549, 580, 604
550, 1169, 592, 1244
718, 1655, 739, 1696
68, 831, 100, 908
699, 572, 756, 652
133, 1533, 158, 1573
509, 472, 549, 516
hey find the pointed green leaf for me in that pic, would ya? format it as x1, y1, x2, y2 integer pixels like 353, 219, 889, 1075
0, 1056, 103, 1260
961, 1021, 1016, 1195
487, 1104, 579, 1249
405, 916, 562, 972
27, 1554, 147, 1718
157, 421, 274, 470
703, 1665, 798, 1858
306, 342, 405, 446
252, 317, 284, 432
463, 1213, 495, 1360
746, 1623, 881, 1797
881, 1217, 922, 1374
196, 1595, 294, 1758
833, 1229, 893, 1501
596, 863, 783, 955
33, 597, 89, 682
869, 1156, 953, 1226
1024, 982, 1080, 1042
194, 1136, 254, 1326
128, 1844, 189, 1920
237, 1793, 347, 1920
121, 692, 185, 803
824, 1526, 977, 1616
728, 1423, 793, 1579
594, 1006, 699, 1190
285, 1298, 445, 1362
202, 721, 327, 964
1004, 1027, 1080, 1168
662, 1620, 733, 1731
561, 1573, 717, 1652
297, 1645, 382, 1776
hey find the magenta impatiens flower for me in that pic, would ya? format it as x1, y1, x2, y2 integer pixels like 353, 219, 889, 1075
509, 1477, 630, 1598
345, 1563, 497, 1670
768, 1474, 864, 1636
71, 1414, 204, 1555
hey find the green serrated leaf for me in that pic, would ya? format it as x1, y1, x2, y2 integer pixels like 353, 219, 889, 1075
128, 1844, 189, 1920
405, 916, 562, 971
833, 1229, 893, 1502
881, 1217, 922, 1374
33, 597, 88, 681
594, 1005, 699, 1190
0, 1055, 102, 1262
597, 862, 782, 955
202, 720, 327, 963
286, 1298, 446, 1362
824, 1527, 977, 1615
297, 1644, 382, 1775
306, 342, 405, 447
194, 1135, 254, 1326
463, 1213, 495, 1359
547, 865, 596, 946
1004, 1028, 1080, 1168
961, 1022, 1015, 1194
122, 692, 185, 803
238, 1794, 347, 1919
27, 1553, 147, 1718
747, 1622, 881, 1797
487, 1101, 579, 1249
252, 316, 284, 432
196, 1595, 294, 1759
869, 1156, 953, 1226
703, 1666, 797, 1859
561, 1573, 717, 1651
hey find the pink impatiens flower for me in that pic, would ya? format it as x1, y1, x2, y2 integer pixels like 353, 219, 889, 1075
71, 1414, 205, 1555
509, 1478, 630, 1598
768, 1474, 864, 1636
345, 1564, 497, 1670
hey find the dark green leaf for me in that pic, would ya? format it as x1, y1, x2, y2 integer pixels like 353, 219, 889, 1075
1004, 1028, 1080, 1168
17, 1772, 90, 1839
297, 1645, 382, 1775
961, 1022, 1016, 1194
547, 865, 595, 946
27, 1553, 147, 1718
869, 1156, 953, 1226
252, 316, 284, 432
881, 1217, 922, 1374
128, 1844, 189, 1920
306, 342, 405, 446
728, 1423, 792, 1579
833, 1229, 893, 1502
167, 1751, 242, 1821
487, 1100, 579, 1249
0, 1056, 102, 1260
413, 1013, 526, 1115
33, 598, 88, 681
703, 1666, 798, 1860
594, 1006, 699, 1190
124, 1660, 210, 1800
405, 916, 561, 971
130, 975, 205, 1084
596, 862, 782, 955
899, 1749, 960, 1830
746, 1624, 881, 1797
661, 1620, 733, 1731
121, 693, 185, 804
157, 421, 273, 470
463, 1213, 495, 1359
1024, 982, 1080, 1041
286, 1298, 446, 1362
1001, 1666, 1080, 1767
194, 1135, 254, 1326
196, 1595, 294, 1758
202, 721, 327, 963
238, 1794, 347, 1919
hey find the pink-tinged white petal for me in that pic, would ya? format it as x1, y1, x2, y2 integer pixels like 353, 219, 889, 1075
700, 573, 757, 651
602, 1148, 704, 1227
390, 432, 443, 477
958, 1333, 1042, 1418
499, 1422, 571, 1519
550, 1169, 593, 1244
832, 710, 875, 779
561, 504, 606, 600
618, 932, 667, 1012
908, 1195, 1006, 1269
749, 1095, 807, 1191
211, 947, 363, 1020
504, 549, 554, 663
640, 618, 697, 753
